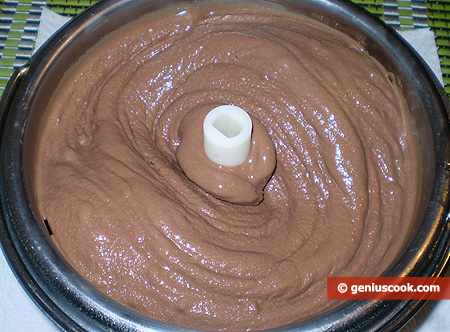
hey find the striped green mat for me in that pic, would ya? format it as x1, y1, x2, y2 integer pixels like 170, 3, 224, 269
0, 0, 448, 96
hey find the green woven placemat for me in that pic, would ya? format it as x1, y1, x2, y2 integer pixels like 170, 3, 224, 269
0, 0, 96, 97
427, 1, 450, 91
0, 0, 448, 96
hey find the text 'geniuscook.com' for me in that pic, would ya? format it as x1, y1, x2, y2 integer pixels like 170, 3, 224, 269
327, 277, 450, 300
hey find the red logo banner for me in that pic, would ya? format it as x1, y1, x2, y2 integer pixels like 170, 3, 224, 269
327, 277, 450, 300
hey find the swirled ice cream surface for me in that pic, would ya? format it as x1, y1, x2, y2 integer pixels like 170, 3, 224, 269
35, 4, 419, 331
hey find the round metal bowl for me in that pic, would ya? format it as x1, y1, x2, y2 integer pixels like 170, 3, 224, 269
1, 0, 449, 331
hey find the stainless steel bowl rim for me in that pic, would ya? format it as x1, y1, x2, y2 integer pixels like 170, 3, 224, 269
0, 0, 449, 331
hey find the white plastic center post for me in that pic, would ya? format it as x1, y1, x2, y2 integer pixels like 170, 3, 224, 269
203, 105, 252, 167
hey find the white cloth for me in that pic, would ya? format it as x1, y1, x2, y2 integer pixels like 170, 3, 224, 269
398, 28, 445, 87
34, 8, 71, 54
0, 7, 448, 332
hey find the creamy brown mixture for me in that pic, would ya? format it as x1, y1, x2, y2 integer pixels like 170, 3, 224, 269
177, 105, 276, 205
35, 4, 419, 331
